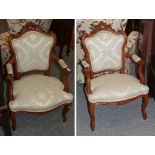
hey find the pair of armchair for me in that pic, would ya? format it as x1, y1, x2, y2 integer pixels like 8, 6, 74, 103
6, 22, 73, 130
81, 22, 149, 131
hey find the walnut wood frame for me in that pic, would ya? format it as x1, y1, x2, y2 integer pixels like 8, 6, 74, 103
6, 22, 72, 130
81, 22, 149, 131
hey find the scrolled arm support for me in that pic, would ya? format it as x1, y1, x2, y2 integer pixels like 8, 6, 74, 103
125, 52, 145, 84
6, 63, 14, 101
81, 60, 92, 94
52, 55, 71, 92
137, 60, 145, 84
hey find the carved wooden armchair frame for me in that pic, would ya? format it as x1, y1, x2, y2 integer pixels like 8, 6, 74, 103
81, 22, 149, 131
6, 22, 72, 130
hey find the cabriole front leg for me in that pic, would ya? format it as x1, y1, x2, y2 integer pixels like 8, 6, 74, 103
141, 95, 148, 120
62, 103, 71, 122
10, 112, 16, 131
88, 102, 95, 131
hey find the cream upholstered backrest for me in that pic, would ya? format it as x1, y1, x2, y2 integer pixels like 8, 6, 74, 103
12, 31, 54, 72
85, 30, 125, 73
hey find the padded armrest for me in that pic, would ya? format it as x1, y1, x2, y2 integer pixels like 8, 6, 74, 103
81, 60, 89, 68
58, 59, 67, 68
6, 63, 13, 74
125, 52, 141, 63
132, 54, 141, 63
125, 31, 139, 53
58, 59, 71, 72
52, 55, 71, 72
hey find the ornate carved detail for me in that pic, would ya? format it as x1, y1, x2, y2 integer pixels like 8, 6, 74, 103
10, 22, 46, 38
88, 21, 125, 36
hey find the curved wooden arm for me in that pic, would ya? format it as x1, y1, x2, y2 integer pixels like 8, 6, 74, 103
52, 55, 71, 92
62, 68, 71, 92
6, 73, 14, 101
137, 60, 145, 84
81, 61, 92, 94
125, 52, 145, 84
5, 61, 15, 101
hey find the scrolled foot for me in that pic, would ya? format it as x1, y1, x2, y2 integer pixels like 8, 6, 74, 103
141, 95, 148, 120
62, 104, 71, 122
12, 123, 16, 131
88, 103, 95, 131
11, 112, 16, 131
90, 121, 95, 131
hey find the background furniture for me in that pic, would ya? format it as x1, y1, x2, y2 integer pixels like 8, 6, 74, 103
0, 47, 11, 135
138, 20, 154, 84
81, 22, 149, 131
6, 22, 73, 130
50, 19, 74, 58
125, 19, 139, 35
138, 20, 155, 99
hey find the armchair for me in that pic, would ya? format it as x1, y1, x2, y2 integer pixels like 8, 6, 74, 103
81, 22, 149, 131
6, 22, 73, 130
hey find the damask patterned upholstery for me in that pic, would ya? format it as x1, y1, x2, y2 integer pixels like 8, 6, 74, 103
85, 30, 125, 72
9, 74, 73, 112
12, 31, 54, 72
87, 74, 149, 103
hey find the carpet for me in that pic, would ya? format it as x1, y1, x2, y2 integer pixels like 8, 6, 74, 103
76, 82, 155, 136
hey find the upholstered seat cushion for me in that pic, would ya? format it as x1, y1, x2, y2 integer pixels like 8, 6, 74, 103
87, 74, 149, 103
9, 74, 73, 112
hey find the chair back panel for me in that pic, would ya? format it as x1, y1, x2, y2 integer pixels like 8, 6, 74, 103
85, 30, 125, 73
12, 31, 54, 72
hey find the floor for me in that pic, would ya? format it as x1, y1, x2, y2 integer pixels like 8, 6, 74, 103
76, 82, 155, 136
0, 46, 74, 136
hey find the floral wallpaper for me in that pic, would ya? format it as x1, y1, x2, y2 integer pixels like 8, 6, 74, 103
76, 19, 139, 83
0, 19, 52, 65
7, 19, 52, 34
